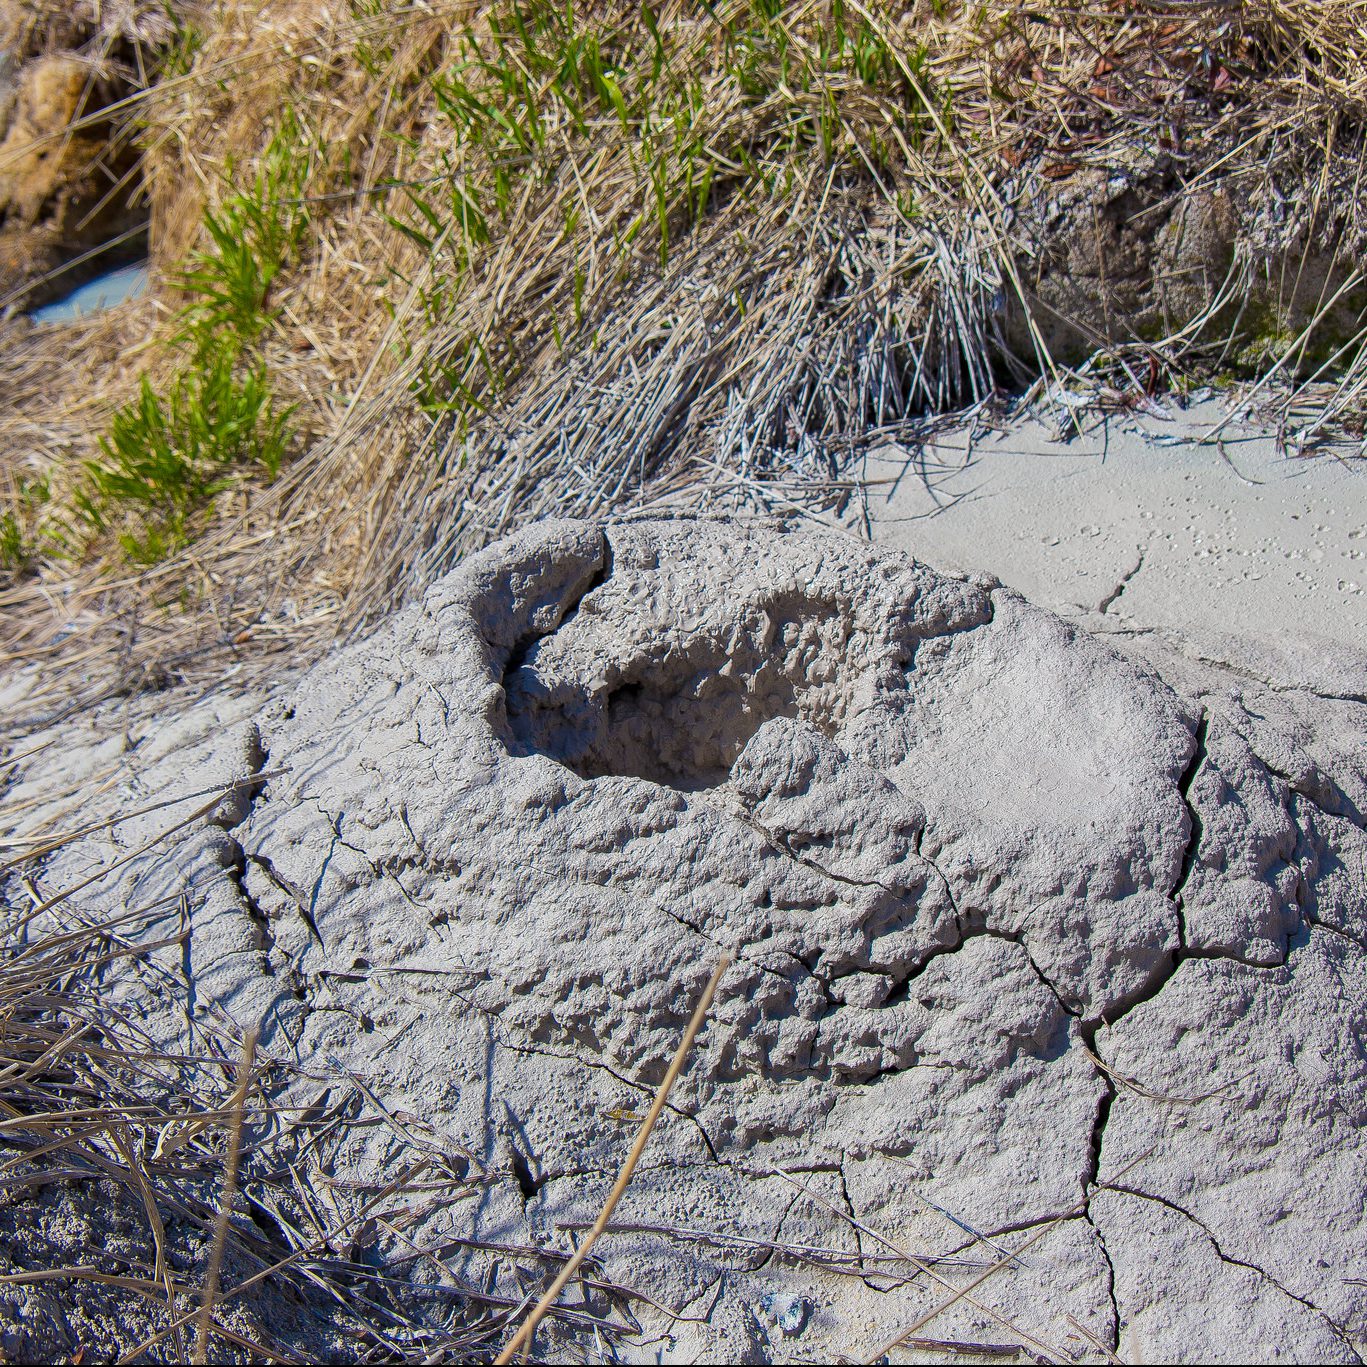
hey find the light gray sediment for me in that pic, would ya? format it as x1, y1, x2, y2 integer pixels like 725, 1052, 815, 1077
3, 515, 1364, 1362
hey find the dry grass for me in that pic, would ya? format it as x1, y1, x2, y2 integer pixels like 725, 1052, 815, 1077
0, 768, 650, 1361
2, 0, 1367, 720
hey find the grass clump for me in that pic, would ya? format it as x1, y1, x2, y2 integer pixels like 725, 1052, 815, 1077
79, 359, 291, 564
0, 477, 51, 573
176, 112, 312, 348
6, 0, 1367, 701
376, 0, 971, 452
78, 111, 312, 563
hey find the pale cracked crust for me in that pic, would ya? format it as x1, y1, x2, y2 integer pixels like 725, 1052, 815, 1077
6, 516, 1365, 1362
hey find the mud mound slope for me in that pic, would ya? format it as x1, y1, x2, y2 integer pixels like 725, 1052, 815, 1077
6, 518, 1367, 1362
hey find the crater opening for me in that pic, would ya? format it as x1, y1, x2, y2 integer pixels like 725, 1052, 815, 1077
504, 593, 859, 790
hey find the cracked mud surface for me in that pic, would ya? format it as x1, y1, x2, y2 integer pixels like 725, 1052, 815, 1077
4, 517, 1366, 1362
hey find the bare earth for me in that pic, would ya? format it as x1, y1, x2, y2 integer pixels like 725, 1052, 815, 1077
2, 403, 1366, 1363
860, 396, 1366, 697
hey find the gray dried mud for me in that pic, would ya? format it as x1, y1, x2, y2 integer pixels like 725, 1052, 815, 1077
3, 516, 1365, 1363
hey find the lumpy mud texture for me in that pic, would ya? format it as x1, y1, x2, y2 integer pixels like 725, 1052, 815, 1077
8, 517, 1366, 1362
503, 532, 892, 787
246, 520, 1201, 1092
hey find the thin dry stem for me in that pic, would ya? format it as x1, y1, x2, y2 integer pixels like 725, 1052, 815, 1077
193, 1024, 258, 1365
494, 950, 732, 1364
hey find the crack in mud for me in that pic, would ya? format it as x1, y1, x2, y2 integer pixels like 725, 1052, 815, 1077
1186, 654, 1367, 711
247, 849, 323, 949
222, 837, 276, 975
1098, 549, 1146, 615
1099, 1184, 1361, 1357
1171, 708, 1208, 946
1083, 1204, 1121, 1352
1309, 918, 1367, 950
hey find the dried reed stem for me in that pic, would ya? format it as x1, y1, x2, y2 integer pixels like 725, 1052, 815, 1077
192, 1023, 259, 1366
494, 951, 732, 1365
864, 1145, 1157, 1364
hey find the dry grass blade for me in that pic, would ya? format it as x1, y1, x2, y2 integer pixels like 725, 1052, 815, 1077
0, 769, 287, 866
193, 1024, 258, 1365
494, 950, 732, 1365
8, 777, 277, 928
773, 1167, 1066, 1364
1065, 1312, 1126, 1364
863, 1146, 1157, 1364
902, 1338, 1024, 1360
553, 1217, 993, 1278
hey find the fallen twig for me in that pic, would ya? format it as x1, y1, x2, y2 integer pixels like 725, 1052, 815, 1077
192, 1025, 258, 1365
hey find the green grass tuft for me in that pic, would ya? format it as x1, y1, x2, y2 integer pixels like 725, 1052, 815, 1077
0, 510, 26, 571
176, 108, 312, 347
83, 111, 312, 562
0, 477, 51, 573
80, 356, 292, 564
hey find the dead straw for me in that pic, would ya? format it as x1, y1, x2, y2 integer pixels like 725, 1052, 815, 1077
1, 841, 611, 1361
493, 950, 732, 1365
193, 1023, 258, 1365
773, 1166, 1066, 1364
18, 0, 1367, 719
863, 1145, 1157, 1364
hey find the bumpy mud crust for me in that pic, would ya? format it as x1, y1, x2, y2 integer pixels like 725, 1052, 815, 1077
7, 518, 1366, 1362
